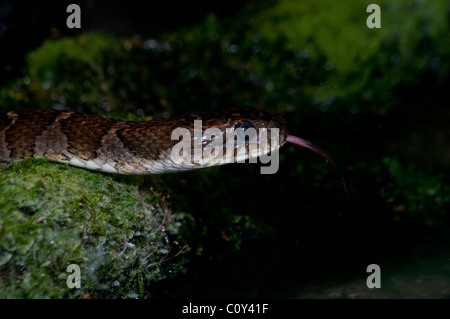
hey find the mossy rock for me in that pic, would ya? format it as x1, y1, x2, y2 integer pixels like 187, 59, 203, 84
0, 158, 189, 298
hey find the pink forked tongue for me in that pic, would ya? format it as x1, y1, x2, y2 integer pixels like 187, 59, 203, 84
286, 135, 350, 201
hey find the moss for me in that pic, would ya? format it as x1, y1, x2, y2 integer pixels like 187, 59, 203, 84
0, 158, 190, 298
380, 157, 450, 226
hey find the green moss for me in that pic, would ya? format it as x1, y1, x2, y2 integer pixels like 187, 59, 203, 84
247, 0, 449, 110
28, 33, 117, 81
380, 157, 450, 226
3, 0, 448, 118
0, 158, 190, 298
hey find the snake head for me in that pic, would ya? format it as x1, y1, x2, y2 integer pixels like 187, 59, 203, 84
170, 105, 349, 200
185, 105, 289, 164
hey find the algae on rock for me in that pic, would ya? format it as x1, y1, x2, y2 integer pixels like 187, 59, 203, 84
0, 158, 189, 298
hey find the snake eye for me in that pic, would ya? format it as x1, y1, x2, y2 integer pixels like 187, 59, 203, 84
234, 120, 254, 132
234, 120, 256, 144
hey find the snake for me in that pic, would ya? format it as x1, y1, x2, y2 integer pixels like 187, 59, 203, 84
0, 105, 346, 192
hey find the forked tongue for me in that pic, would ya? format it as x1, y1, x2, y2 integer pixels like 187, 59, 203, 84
286, 135, 350, 201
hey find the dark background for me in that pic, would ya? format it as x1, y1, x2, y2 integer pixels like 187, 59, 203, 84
1, 0, 450, 298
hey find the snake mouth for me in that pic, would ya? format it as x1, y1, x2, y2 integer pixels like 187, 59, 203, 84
192, 127, 285, 166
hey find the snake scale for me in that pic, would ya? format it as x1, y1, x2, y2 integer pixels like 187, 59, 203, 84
0, 105, 346, 194
0, 106, 292, 174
